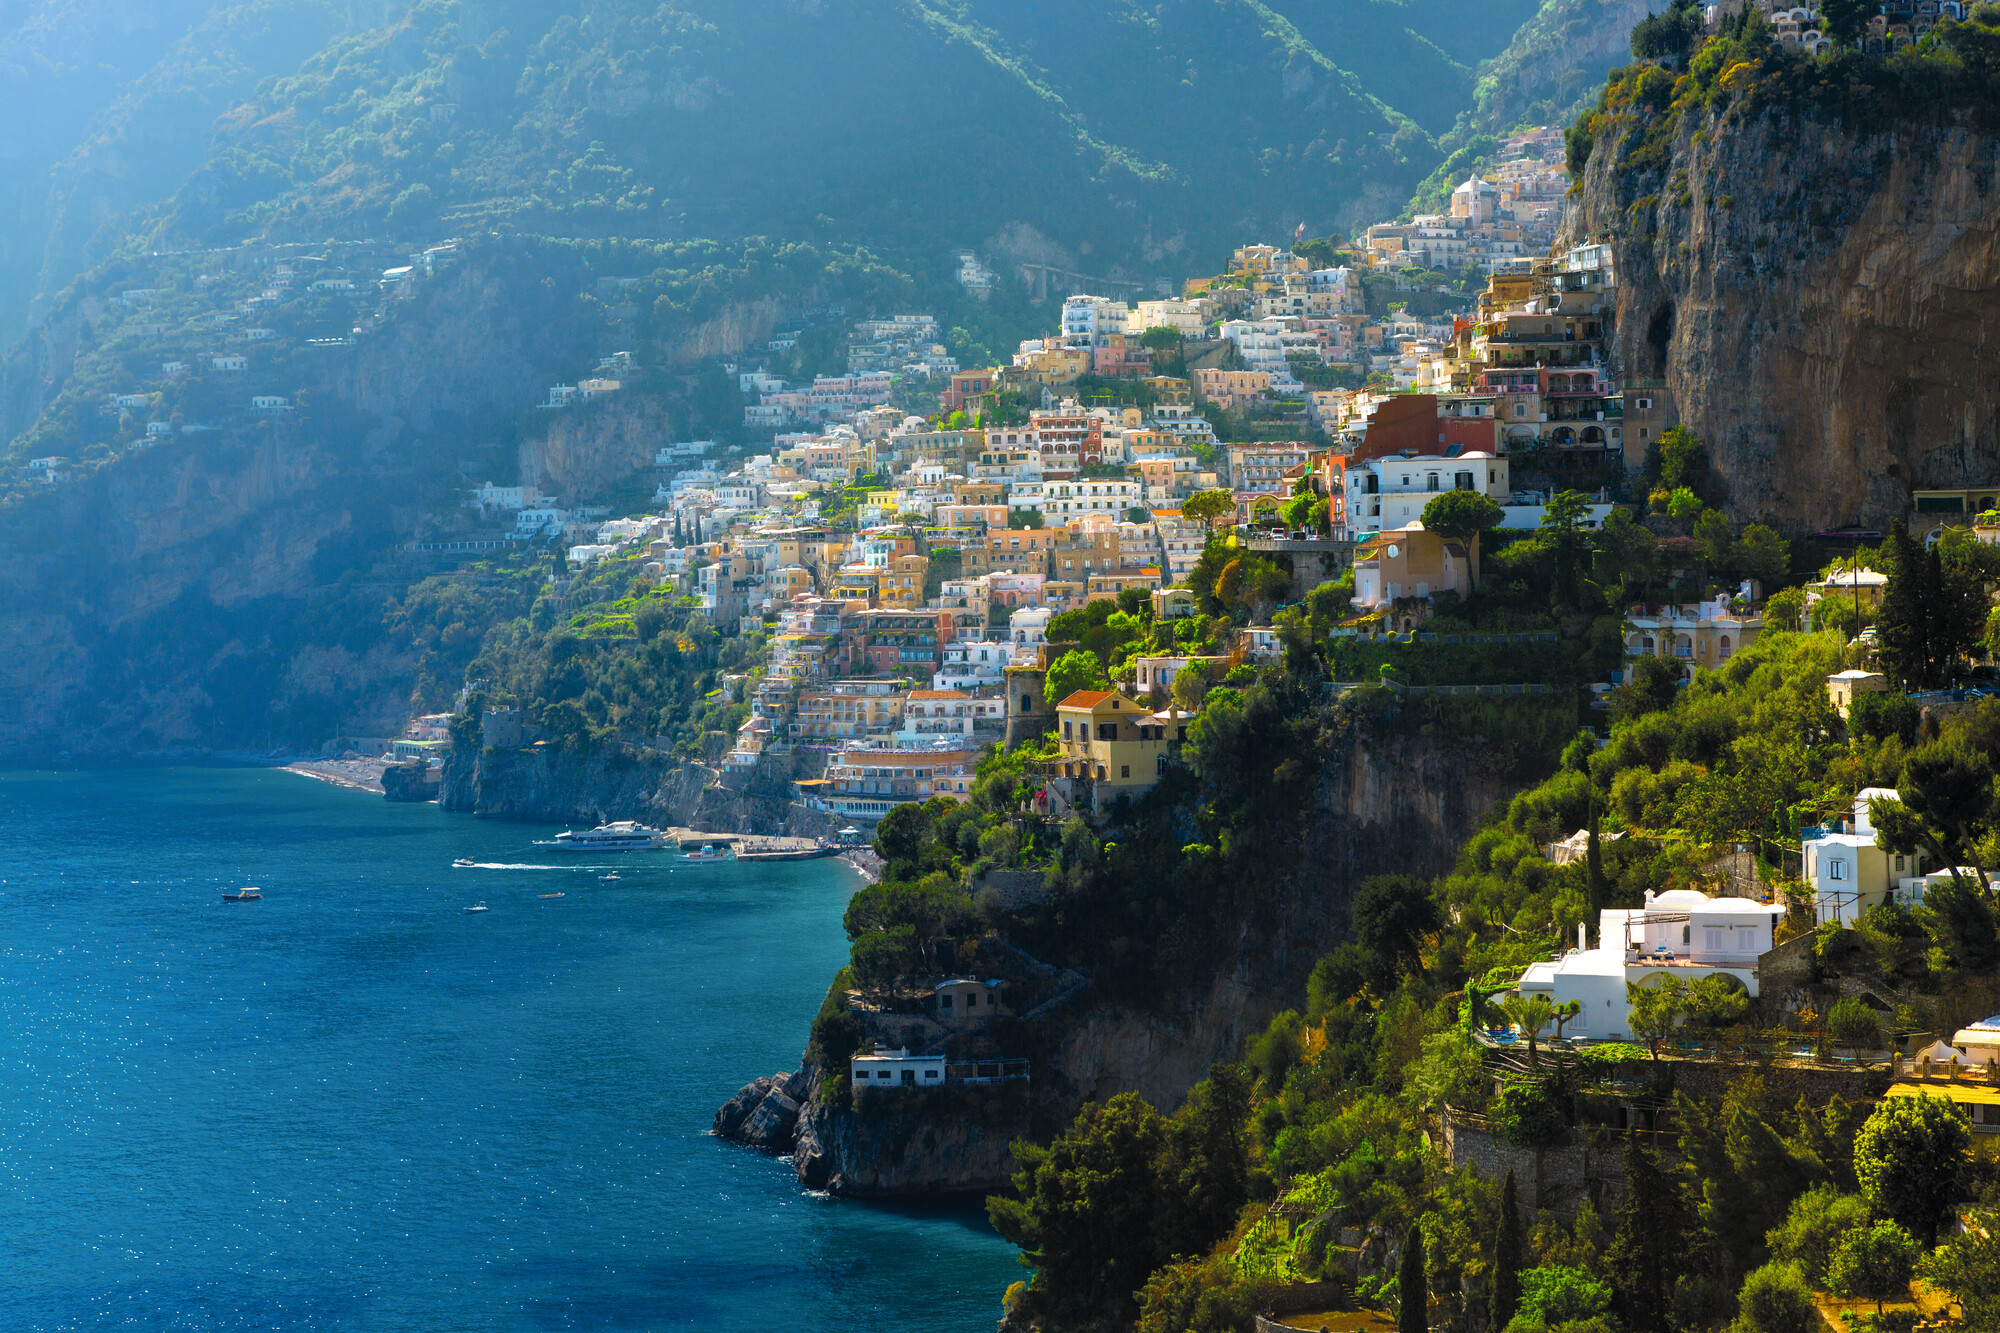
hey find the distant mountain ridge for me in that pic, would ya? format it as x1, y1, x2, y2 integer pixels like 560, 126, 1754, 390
0, 0, 1580, 344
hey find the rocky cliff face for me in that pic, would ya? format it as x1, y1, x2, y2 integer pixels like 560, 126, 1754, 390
0, 242, 657, 761
1565, 104, 2000, 528
714, 726, 1519, 1196
439, 737, 827, 832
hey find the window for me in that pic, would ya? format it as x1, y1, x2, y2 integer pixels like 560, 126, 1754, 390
924, 1069, 940, 1080
939, 993, 953, 1010
1829, 859, 1847, 881
966, 992, 978, 1008
1121, 765, 1130, 778
1062, 721, 1072, 738
900, 1070, 914, 1085
1705, 929, 1723, 952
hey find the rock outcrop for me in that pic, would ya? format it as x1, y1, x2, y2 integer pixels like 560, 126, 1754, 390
1565, 101, 2000, 528
715, 724, 1519, 1196
438, 735, 829, 831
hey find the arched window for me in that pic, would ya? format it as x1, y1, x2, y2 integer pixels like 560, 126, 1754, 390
1718, 635, 1733, 660
1676, 636, 1694, 658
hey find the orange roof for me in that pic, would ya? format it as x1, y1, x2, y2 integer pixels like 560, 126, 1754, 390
908, 690, 969, 700
1058, 690, 1117, 708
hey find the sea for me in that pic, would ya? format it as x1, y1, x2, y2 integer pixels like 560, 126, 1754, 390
0, 768, 1020, 1331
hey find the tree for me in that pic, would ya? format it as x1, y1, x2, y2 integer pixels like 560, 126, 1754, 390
1499, 993, 1556, 1068
1918, 1221, 2000, 1333
1492, 1170, 1525, 1333
1853, 1094, 1971, 1245
1827, 1221, 1918, 1314
1876, 525, 1951, 687
1870, 743, 1997, 895
1182, 488, 1237, 532
1766, 1185, 1871, 1286
1626, 976, 1689, 1059
1542, 491, 1594, 608
1043, 649, 1110, 707
1399, 1223, 1427, 1333
1819, 0, 1872, 45
987, 1093, 1172, 1328
1352, 874, 1442, 982
1736, 524, 1790, 587
1609, 1138, 1696, 1333
1593, 507, 1660, 601
1694, 510, 1735, 573
1422, 490, 1505, 588
1507, 1265, 1613, 1332
1736, 1262, 1818, 1333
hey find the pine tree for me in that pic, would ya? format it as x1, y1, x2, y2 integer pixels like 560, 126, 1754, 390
1875, 525, 1936, 688
1492, 1169, 1524, 1333
1609, 1138, 1697, 1333
1399, 1224, 1428, 1333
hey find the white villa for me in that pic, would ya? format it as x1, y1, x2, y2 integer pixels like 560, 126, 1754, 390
1513, 889, 1785, 1040
850, 1045, 946, 1089
1801, 787, 1932, 925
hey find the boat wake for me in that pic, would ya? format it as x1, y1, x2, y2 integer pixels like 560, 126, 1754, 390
451, 861, 611, 871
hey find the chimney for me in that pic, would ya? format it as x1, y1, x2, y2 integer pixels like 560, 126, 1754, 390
1579, 921, 1588, 953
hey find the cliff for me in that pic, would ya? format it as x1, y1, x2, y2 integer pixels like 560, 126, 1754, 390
439, 737, 827, 833
714, 725, 1519, 1196
1565, 99, 2000, 528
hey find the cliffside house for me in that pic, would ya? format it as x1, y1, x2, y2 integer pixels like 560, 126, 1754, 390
1801, 787, 1933, 925
1050, 690, 1187, 814
1512, 889, 1786, 1040
851, 1045, 946, 1089
934, 978, 1011, 1025
1350, 524, 1475, 621
1826, 670, 1888, 718
1623, 598, 1762, 676
212, 355, 247, 371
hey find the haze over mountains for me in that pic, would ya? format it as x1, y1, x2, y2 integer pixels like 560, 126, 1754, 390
0, 0, 1631, 341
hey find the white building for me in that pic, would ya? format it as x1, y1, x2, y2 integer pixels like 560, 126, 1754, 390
1513, 890, 1786, 1040
212, 355, 247, 372
1008, 607, 1055, 661
851, 1045, 946, 1089
1802, 787, 1934, 925
1344, 450, 1510, 531
933, 640, 1009, 692
1061, 294, 1129, 349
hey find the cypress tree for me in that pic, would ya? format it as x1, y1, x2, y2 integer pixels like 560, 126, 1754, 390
1874, 525, 1934, 688
1400, 1223, 1428, 1333
1492, 1169, 1524, 1333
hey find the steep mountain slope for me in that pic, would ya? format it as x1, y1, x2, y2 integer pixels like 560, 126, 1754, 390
3, 0, 1584, 341
0, 1, 373, 340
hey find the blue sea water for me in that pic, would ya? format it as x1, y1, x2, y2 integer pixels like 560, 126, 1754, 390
0, 769, 1020, 1331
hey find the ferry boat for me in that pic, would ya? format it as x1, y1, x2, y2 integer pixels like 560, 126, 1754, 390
222, 886, 262, 902
531, 821, 669, 853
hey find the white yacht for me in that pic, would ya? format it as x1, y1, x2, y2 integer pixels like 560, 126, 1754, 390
532, 821, 670, 853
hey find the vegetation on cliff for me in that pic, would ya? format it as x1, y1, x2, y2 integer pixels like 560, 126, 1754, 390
1569, 3, 2000, 182
988, 619, 2000, 1330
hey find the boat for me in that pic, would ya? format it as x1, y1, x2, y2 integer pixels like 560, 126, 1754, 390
465, 902, 489, 914
221, 886, 263, 902
452, 858, 476, 868
538, 893, 565, 899
598, 872, 622, 881
734, 844, 840, 863
678, 840, 731, 862
531, 821, 669, 853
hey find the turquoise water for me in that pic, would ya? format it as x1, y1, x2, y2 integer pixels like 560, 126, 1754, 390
0, 769, 1019, 1331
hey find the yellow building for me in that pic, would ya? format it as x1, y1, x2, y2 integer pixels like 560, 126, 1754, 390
1052, 691, 1188, 815
1881, 1081, 2000, 1154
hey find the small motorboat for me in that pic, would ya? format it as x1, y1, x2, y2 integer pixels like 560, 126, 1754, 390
222, 887, 262, 902
452, 858, 476, 868
598, 871, 622, 881
538, 893, 565, 899
464, 901, 489, 914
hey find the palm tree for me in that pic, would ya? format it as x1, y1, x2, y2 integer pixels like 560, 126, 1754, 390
1499, 993, 1556, 1068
